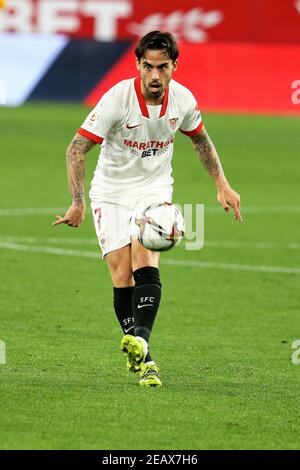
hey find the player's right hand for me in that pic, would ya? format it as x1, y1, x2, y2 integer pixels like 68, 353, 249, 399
52, 203, 85, 228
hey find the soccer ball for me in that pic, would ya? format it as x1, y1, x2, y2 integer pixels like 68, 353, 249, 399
135, 203, 185, 252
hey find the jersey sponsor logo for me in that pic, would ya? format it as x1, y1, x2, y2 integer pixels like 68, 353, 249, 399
123, 137, 174, 157
124, 138, 174, 150
126, 123, 143, 129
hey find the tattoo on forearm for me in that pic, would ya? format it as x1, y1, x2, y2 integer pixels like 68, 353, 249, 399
191, 128, 224, 178
66, 134, 96, 205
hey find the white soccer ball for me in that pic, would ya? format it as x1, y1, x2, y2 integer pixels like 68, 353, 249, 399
135, 203, 185, 252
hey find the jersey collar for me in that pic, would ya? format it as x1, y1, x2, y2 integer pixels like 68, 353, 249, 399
134, 77, 169, 119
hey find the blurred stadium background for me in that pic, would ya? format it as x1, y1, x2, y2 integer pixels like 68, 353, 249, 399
0, 0, 300, 450
1, 0, 300, 112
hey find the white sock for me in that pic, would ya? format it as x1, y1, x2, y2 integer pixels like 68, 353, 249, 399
136, 336, 148, 356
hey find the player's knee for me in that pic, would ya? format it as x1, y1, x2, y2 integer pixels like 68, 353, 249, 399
133, 266, 161, 288
132, 252, 159, 272
111, 268, 133, 287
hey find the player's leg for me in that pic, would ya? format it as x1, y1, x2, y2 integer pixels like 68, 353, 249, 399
105, 244, 135, 334
106, 245, 133, 288
131, 237, 161, 346
105, 246, 146, 373
130, 238, 162, 386
92, 201, 154, 375
106, 241, 159, 377
92, 204, 137, 361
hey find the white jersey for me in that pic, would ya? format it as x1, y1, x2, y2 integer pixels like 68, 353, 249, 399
79, 78, 203, 202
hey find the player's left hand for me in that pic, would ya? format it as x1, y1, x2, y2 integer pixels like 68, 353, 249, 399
217, 184, 242, 222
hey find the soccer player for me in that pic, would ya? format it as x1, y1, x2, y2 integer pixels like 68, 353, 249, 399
53, 31, 242, 387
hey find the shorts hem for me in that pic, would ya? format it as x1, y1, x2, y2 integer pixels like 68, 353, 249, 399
101, 241, 131, 259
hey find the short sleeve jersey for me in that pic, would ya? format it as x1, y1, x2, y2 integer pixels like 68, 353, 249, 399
79, 78, 203, 201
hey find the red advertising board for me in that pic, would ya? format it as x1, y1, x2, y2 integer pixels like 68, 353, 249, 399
85, 42, 300, 115
1, 0, 300, 43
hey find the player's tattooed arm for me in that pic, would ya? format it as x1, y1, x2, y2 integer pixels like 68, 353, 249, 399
190, 126, 226, 182
52, 133, 96, 227
66, 133, 96, 206
190, 126, 242, 222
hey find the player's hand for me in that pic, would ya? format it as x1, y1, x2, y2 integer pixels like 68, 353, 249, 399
217, 184, 242, 222
52, 203, 85, 228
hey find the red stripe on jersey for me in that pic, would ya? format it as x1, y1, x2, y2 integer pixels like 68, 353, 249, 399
159, 85, 169, 118
134, 77, 169, 119
180, 120, 204, 137
134, 77, 149, 118
78, 127, 104, 144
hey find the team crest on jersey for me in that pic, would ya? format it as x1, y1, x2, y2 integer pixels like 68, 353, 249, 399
169, 118, 178, 131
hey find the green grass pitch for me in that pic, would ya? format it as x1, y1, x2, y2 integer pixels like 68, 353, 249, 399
0, 103, 299, 450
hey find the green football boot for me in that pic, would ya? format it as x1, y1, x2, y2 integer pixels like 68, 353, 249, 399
120, 334, 146, 373
139, 362, 162, 387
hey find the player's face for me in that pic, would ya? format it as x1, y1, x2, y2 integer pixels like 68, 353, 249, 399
136, 49, 178, 103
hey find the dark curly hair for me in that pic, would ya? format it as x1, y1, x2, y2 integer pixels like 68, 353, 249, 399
135, 31, 179, 62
